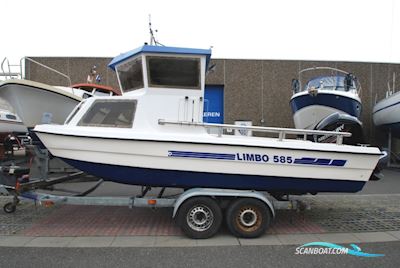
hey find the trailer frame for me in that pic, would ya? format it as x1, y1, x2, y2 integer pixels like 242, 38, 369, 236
0, 166, 310, 239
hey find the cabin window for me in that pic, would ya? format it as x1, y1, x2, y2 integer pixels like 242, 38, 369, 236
78, 100, 137, 128
116, 57, 144, 92
147, 56, 200, 89
5, 114, 17, 120
305, 76, 357, 92
92, 91, 111, 97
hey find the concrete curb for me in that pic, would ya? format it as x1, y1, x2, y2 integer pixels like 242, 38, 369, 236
0, 231, 399, 248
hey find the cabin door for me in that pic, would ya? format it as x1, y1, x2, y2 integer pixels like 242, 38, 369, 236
203, 85, 224, 124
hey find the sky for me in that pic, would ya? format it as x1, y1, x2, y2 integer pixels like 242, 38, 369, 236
1, 0, 399, 67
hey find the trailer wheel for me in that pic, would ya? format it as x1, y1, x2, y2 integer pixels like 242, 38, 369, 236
3, 202, 16, 214
177, 197, 222, 239
226, 198, 272, 238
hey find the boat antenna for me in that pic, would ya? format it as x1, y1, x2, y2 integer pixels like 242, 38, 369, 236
148, 14, 164, 46
393, 72, 396, 93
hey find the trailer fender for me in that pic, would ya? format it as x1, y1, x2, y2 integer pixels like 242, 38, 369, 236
172, 188, 275, 218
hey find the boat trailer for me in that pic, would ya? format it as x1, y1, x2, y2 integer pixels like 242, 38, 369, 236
0, 166, 310, 239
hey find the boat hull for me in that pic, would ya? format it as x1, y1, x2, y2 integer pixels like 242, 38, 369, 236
34, 129, 380, 194
62, 157, 365, 193
373, 92, 400, 137
0, 120, 27, 133
0, 80, 81, 128
0, 110, 28, 141
290, 92, 362, 129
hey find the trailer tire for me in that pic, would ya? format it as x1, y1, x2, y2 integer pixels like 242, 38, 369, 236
3, 202, 16, 214
226, 198, 272, 238
177, 197, 222, 239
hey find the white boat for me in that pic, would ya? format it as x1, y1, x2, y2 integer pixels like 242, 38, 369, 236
290, 67, 363, 144
373, 89, 400, 138
0, 96, 27, 143
0, 79, 119, 129
34, 45, 382, 195
0, 109, 27, 134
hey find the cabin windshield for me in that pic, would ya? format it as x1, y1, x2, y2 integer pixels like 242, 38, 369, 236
146, 56, 201, 89
78, 100, 137, 128
305, 76, 356, 91
116, 57, 144, 93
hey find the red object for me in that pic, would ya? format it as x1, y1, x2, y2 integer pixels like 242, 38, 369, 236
148, 199, 157, 205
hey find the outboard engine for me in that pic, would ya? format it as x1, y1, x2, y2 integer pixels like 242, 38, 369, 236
313, 112, 364, 145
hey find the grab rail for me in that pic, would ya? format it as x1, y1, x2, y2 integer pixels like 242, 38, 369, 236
158, 119, 352, 145
1, 57, 21, 79
20, 57, 72, 86
299, 66, 350, 75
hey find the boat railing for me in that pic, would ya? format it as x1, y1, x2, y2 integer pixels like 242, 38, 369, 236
299, 66, 350, 76
1, 57, 21, 80
21, 57, 72, 86
158, 119, 352, 145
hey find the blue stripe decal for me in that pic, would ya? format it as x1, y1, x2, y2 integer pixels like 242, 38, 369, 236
168, 150, 236, 160
169, 151, 347, 167
331, 159, 347, 166
294, 157, 347, 166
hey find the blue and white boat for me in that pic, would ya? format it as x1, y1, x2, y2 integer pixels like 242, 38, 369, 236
33, 46, 382, 195
290, 67, 363, 144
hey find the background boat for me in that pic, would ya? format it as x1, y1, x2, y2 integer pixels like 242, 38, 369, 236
0, 79, 120, 129
290, 67, 364, 145
0, 99, 27, 159
373, 75, 400, 138
0, 108, 27, 134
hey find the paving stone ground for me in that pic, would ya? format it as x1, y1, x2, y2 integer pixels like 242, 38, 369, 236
1, 194, 400, 237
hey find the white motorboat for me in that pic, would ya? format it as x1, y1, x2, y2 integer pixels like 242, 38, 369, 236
0, 109, 27, 135
0, 97, 27, 142
34, 45, 382, 195
290, 67, 364, 144
0, 79, 119, 129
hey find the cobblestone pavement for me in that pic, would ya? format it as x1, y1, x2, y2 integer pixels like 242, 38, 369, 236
0, 198, 56, 235
1, 194, 400, 237
288, 194, 400, 233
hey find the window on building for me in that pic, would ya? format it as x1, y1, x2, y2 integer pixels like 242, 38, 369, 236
147, 56, 200, 89
116, 57, 144, 93
78, 100, 137, 128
